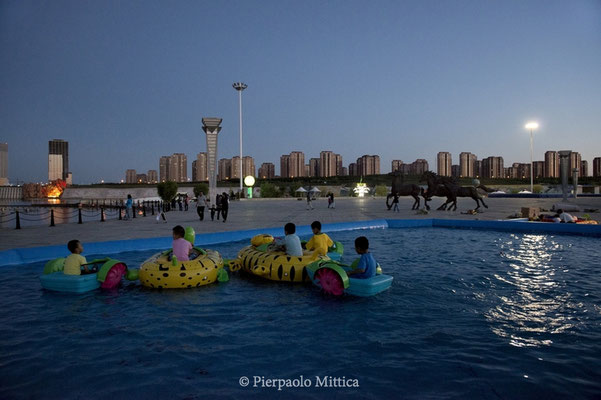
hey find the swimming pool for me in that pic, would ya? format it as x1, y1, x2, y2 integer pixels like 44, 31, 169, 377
1, 228, 600, 399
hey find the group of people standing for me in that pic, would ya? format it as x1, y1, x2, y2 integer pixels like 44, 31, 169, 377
195, 191, 230, 222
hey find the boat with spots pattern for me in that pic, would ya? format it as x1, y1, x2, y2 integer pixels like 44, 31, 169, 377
139, 247, 224, 289
227, 234, 343, 283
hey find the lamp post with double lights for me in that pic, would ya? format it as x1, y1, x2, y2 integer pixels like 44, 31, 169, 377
525, 121, 539, 193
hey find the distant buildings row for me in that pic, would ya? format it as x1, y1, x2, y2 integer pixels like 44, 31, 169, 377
436, 151, 597, 179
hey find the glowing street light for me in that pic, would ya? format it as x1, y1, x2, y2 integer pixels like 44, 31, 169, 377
233, 82, 247, 194
525, 121, 539, 193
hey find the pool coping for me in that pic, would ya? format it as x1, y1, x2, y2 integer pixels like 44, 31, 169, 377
1, 218, 599, 267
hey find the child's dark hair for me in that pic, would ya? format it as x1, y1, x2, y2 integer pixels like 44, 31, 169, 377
310, 221, 321, 230
355, 236, 369, 250
284, 222, 296, 234
173, 225, 185, 238
67, 240, 80, 253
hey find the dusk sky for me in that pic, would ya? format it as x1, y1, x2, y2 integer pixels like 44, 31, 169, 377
1, 0, 600, 184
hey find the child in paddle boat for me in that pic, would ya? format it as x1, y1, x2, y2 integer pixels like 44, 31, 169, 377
172, 225, 193, 261
555, 209, 576, 223
305, 221, 333, 258
347, 236, 377, 279
63, 240, 94, 275
268, 223, 304, 256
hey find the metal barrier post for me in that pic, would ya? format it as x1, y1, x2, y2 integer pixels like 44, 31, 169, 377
16, 210, 21, 229
78, 208, 83, 224
50, 209, 55, 227
151, 203, 155, 215
143, 204, 146, 217
119, 206, 122, 220
101, 207, 105, 222
132, 205, 136, 218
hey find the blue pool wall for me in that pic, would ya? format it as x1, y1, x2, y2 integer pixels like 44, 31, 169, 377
1, 218, 600, 267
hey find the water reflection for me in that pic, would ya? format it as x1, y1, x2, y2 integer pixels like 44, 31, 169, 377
486, 234, 574, 347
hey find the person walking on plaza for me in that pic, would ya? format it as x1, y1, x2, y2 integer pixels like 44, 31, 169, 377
196, 192, 208, 221
124, 194, 133, 220
328, 193, 335, 209
215, 194, 222, 220
184, 196, 189, 211
306, 190, 313, 210
220, 192, 229, 223
392, 193, 400, 212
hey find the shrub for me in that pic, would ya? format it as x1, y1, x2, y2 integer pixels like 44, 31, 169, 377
533, 184, 543, 194
375, 185, 388, 196
260, 182, 282, 198
157, 181, 178, 202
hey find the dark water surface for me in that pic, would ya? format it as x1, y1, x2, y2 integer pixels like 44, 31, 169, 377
1, 228, 600, 399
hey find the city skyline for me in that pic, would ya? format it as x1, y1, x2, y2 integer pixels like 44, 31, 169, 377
1, 2, 600, 183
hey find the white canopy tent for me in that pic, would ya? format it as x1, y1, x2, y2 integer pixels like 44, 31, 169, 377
295, 187, 308, 193
309, 187, 321, 192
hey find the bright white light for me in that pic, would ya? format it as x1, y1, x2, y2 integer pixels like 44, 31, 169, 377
525, 122, 539, 130
244, 175, 255, 187
353, 182, 370, 197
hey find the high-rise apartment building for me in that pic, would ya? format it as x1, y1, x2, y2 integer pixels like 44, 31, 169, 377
437, 152, 452, 177
125, 169, 137, 183
593, 157, 601, 177
231, 156, 255, 178
159, 156, 170, 182
289, 151, 305, 178
451, 165, 461, 178
48, 139, 69, 181
258, 163, 275, 179
218, 158, 231, 181
309, 158, 320, 177
569, 152, 581, 173
544, 151, 559, 178
459, 152, 477, 177
410, 159, 429, 175
147, 170, 158, 183
391, 160, 403, 173
319, 151, 338, 177
335, 154, 343, 176
481, 156, 504, 178
0, 143, 7, 186
193, 152, 208, 182
348, 163, 357, 176
356, 155, 380, 176
280, 155, 290, 178
581, 160, 588, 177
136, 174, 147, 184
533, 161, 544, 178
168, 153, 187, 182
304, 165, 310, 177
475, 160, 482, 178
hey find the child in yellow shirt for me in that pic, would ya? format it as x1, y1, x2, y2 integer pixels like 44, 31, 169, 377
63, 240, 93, 275
305, 221, 333, 258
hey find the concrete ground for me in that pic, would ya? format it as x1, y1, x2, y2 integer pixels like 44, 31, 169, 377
1, 196, 600, 251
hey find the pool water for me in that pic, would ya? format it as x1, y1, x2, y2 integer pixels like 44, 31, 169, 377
1, 228, 600, 399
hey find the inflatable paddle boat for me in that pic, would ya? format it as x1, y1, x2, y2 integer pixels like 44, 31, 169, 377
40, 258, 133, 293
306, 259, 393, 297
227, 234, 344, 283
139, 247, 225, 289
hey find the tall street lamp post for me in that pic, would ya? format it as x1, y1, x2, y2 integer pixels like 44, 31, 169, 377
525, 121, 539, 193
233, 82, 247, 194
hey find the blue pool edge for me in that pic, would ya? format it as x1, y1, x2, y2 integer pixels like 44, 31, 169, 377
1, 218, 600, 267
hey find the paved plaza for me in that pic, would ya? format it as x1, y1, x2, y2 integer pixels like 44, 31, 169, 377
1, 196, 600, 251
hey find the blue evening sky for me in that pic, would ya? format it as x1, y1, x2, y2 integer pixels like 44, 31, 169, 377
1, 0, 600, 183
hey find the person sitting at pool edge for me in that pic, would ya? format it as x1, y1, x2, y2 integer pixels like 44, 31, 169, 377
63, 240, 93, 275
305, 220, 333, 258
347, 236, 377, 279
555, 209, 576, 223
172, 225, 193, 261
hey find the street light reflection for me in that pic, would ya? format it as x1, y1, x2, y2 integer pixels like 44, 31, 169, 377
486, 234, 573, 347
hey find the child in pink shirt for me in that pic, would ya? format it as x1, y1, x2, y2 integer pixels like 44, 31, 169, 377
172, 225, 192, 261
